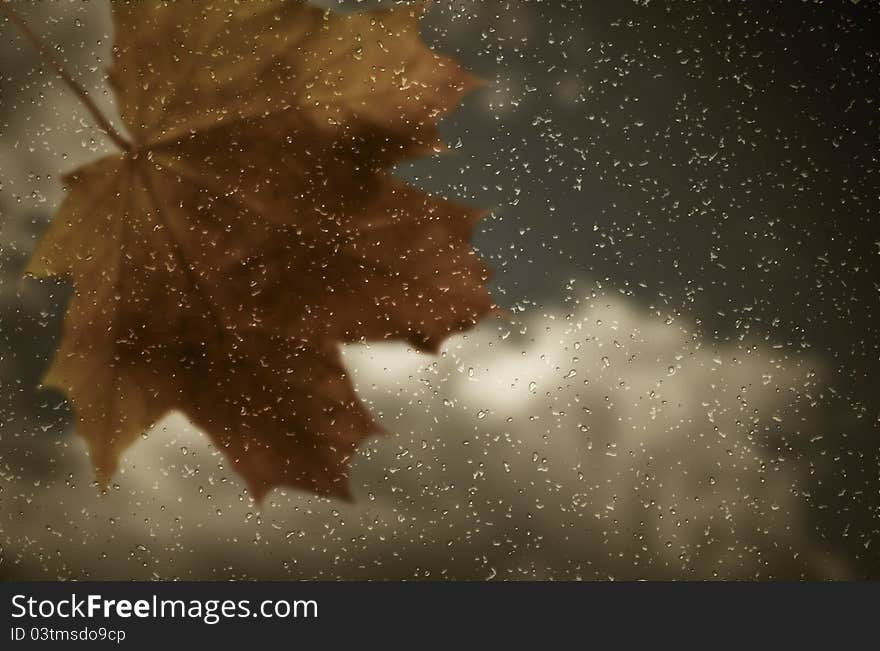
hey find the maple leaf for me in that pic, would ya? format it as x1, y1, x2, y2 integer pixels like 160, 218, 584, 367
10, 1, 492, 500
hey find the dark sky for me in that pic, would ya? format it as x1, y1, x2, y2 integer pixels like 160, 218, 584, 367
427, 1, 879, 358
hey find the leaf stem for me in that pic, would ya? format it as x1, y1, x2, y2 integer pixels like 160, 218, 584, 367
2, 3, 131, 152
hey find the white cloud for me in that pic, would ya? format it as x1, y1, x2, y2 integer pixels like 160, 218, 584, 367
1, 287, 847, 580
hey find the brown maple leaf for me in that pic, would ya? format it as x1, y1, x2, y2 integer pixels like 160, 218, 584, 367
7, 1, 492, 500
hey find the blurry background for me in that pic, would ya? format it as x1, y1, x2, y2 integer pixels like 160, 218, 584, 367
0, 0, 877, 579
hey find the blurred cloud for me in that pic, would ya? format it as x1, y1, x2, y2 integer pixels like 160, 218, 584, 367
1, 286, 847, 579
